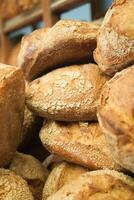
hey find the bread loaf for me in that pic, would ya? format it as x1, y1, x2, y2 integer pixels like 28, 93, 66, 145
0, 168, 34, 200
9, 152, 48, 200
0, 64, 25, 166
43, 162, 87, 199
94, 0, 134, 75
18, 20, 99, 80
46, 170, 134, 200
26, 64, 108, 121
98, 65, 134, 173
40, 121, 122, 170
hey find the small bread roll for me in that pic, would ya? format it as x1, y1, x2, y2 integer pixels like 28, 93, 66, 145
45, 170, 134, 200
0, 168, 33, 200
40, 121, 121, 170
98, 65, 134, 173
43, 162, 87, 200
0, 63, 25, 167
18, 20, 99, 81
94, 0, 134, 76
26, 64, 108, 121
9, 152, 48, 200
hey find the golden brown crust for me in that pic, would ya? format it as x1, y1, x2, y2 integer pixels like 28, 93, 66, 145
0, 168, 34, 200
18, 20, 99, 81
94, 0, 134, 75
0, 63, 25, 167
26, 64, 108, 121
45, 170, 134, 200
9, 152, 49, 200
42, 162, 87, 200
98, 65, 134, 173
40, 121, 121, 170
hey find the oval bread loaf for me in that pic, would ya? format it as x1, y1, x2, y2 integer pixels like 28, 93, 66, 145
40, 121, 122, 170
18, 20, 99, 81
26, 64, 108, 121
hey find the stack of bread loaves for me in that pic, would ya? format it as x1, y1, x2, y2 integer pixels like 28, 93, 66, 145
0, 0, 134, 199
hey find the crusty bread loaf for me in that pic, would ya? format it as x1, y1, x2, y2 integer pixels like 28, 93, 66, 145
0, 168, 34, 200
45, 170, 134, 200
43, 162, 87, 200
40, 121, 122, 170
0, 63, 25, 167
9, 152, 48, 200
26, 64, 108, 121
98, 65, 134, 173
94, 0, 134, 76
18, 20, 99, 81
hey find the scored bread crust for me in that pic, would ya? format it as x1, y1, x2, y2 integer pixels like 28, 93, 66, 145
0, 63, 25, 167
42, 162, 87, 200
0, 168, 34, 200
40, 121, 122, 170
98, 65, 134, 173
46, 170, 134, 200
94, 0, 134, 76
26, 64, 108, 121
18, 20, 99, 81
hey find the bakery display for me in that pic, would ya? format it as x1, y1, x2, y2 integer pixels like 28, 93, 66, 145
45, 170, 134, 200
18, 20, 99, 80
40, 121, 121, 170
0, 2, 134, 199
0, 168, 34, 200
94, 0, 134, 76
26, 64, 108, 121
98, 66, 134, 173
43, 162, 87, 200
9, 152, 48, 200
0, 64, 25, 167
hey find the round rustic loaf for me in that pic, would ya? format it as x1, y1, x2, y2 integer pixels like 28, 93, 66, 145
94, 0, 134, 75
98, 65, 134, 173
26, 64, 108, 121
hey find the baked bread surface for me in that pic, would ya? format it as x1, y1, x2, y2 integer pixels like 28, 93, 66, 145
18, 20, 99, 80
98, 65, 134, 173
26, 64, 108, 121
94, 0, 134, 75
40, 121, 121, 170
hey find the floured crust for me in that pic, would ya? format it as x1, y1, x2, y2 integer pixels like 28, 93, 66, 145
26, 64, 108, 121
18, 20, 99, 81
40, 121, 122, 170
46, 170, 134, 200
43, 162, 87, 200
94, 0, 134, 75
0, 168, 34, 200
0, 63, 25, 166
98, 65, 134, 173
